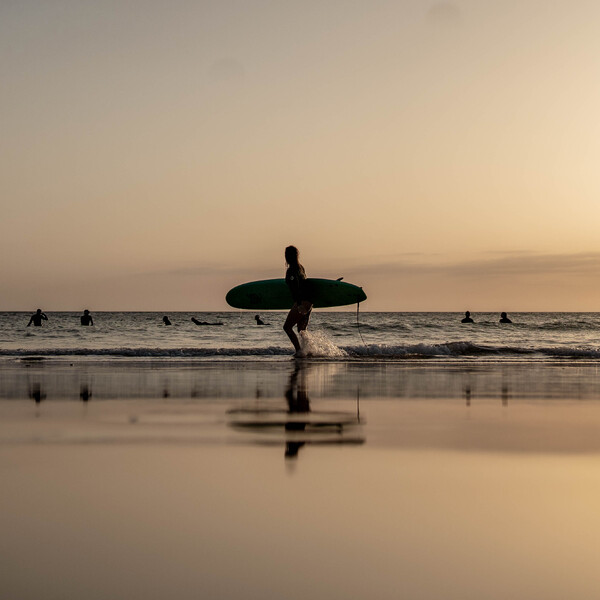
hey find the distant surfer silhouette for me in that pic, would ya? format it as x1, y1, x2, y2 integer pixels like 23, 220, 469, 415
192, 317, 223, 326
80, 310, 94, 326
499, 312, 512, 323
162, 316, 171, 325
461, 311, 474, 323
255, 315, 265, 325
283, 245, 313, 355
27, 309, 48, 327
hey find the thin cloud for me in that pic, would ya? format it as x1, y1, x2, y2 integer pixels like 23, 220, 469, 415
114, 251, 600, 293
347, 252, 600, 279
128, 263, 276, 282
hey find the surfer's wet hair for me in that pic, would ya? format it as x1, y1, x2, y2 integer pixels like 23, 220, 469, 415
285, 245, 300, 266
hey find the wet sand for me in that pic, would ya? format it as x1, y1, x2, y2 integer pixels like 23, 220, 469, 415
2, 359, 600, 599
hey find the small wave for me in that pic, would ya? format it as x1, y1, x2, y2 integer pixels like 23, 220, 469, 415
341, 342, 600, 359
535, 321, 598, 331
343, 341, 507, 358
0, 347, 292, 358
2, 343, 600, 360
539, 346, 600, 359
353, 323, 414, 332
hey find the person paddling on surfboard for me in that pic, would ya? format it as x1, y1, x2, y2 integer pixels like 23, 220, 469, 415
283, 246, 313, 355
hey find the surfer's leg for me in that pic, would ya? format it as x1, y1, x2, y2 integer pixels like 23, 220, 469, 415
297, 302, 312, 332
283, 305, 302, 352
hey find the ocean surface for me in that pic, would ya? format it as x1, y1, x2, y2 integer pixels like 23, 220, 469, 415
3, 311, 600, 360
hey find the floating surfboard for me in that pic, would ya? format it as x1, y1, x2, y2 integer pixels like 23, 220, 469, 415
226, 278, 367, 310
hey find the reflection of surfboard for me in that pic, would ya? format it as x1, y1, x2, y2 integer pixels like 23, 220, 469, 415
226, 278, 367, 310
227, 409, 365, 450
227, 409, 361, 430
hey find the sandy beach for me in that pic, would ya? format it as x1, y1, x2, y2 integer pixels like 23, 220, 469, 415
2, 358, 600, 599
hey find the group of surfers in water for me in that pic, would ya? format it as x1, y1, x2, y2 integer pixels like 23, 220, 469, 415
27, 309, 94, 327
461, 310, 513, 324
24, 246, 313, 355
27, 310, 224, 328
25, 246, 514, 356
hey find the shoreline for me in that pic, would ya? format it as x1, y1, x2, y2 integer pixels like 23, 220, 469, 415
3, 357, 600, 400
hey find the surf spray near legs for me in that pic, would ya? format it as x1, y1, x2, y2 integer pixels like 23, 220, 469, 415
297, 330, 347, 358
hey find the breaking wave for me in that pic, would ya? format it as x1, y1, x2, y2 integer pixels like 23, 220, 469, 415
3, 342, 600, 360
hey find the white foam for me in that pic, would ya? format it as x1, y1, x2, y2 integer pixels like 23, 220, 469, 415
299, 330, 347, 358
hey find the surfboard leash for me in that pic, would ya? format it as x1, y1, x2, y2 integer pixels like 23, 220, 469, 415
356, 302, 367, 347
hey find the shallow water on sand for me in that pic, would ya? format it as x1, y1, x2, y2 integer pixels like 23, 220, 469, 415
2, 360, 600, 599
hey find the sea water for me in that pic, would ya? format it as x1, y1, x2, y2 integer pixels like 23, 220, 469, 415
2, 311, 600, 359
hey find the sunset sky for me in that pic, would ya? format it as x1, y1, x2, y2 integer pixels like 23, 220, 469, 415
3, 0, 600, 310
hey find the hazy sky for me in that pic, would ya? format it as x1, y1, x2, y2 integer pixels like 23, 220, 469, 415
3, 0, 600, 310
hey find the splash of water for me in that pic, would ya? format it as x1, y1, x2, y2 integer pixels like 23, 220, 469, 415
298, 330, 347, 358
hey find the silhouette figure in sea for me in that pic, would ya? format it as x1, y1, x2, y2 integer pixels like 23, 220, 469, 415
461, 311, 474, 323
80, 309, 94, 326
255, 314, 265, 325
27, 309, 48, 327
162, 316, 172, 325
191, 317, 223, 326
283, 245, 313, 355
499, 312, 512, 323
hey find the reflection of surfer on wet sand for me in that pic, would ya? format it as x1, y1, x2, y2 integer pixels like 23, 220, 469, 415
285, 362, 311, 459
225, 362, 365, 462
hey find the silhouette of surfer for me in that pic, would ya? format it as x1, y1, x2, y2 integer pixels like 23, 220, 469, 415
162, 316, 171, 325
461, 311, 474, 323
27, 309, 48, 327
255, 315, 265, 325
80, 310, 94, 326
283, 245, 313, 355
499, 312, 512, 323
191, 317, 223, 326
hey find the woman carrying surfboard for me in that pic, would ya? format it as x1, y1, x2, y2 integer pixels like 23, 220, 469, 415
283, 246, 313, 354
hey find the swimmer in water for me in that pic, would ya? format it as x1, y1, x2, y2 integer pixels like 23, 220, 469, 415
162, 316, 171, 325
27, 309, 48, 327
191, 317, 223, 326
461, 311, 474, 323
499, 312, 512, 323
80, 310, 94, 326
283, 245, 313, 354
255, 315, 265, 325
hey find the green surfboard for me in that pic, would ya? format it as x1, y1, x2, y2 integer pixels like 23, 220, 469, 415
226, 278, 367, 310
